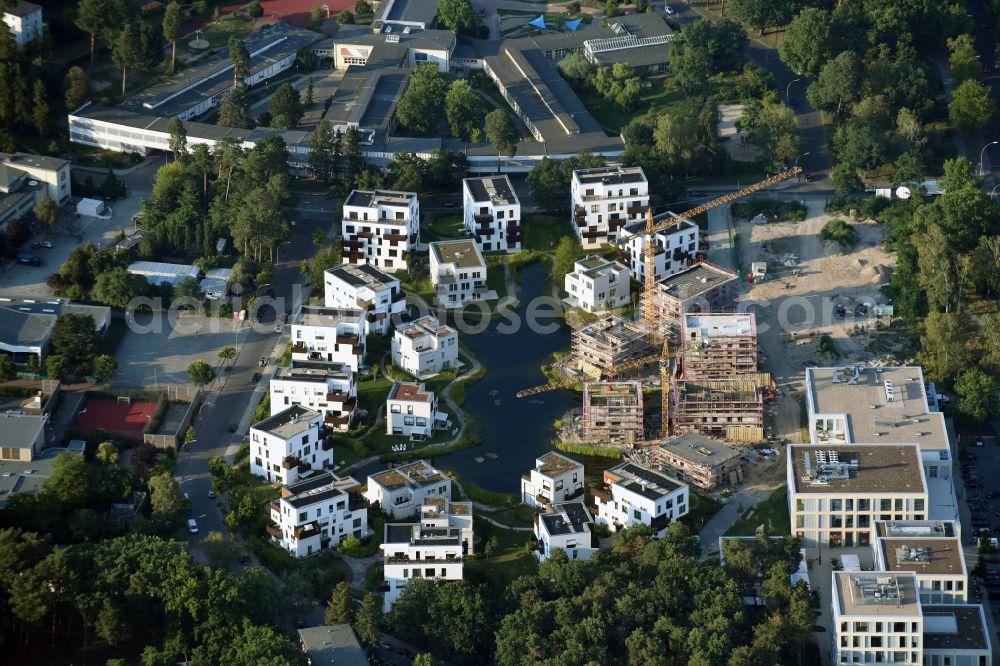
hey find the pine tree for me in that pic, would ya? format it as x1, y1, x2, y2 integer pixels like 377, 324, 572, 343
31, 80, 48, 136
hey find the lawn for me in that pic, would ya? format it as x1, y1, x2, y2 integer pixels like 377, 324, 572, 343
576, 78, 686, 132
425, 213, 465, 241
465, 516, 537, 591
725, 485, 790, 537
681, 490, 724, 533
197, 14, 255, 48
523, 214, 575, 252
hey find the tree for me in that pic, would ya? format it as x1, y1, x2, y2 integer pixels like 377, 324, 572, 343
830, 163, 863, 196
437, 0, 479, 33
309, 3, 324, 29
218, 84, 253, 129
228, 36, 251, 85
64, 66, 90, 111
244, 0, 264, 18
396, 64, 450, 135
325, 581, 354, 624
833, 121, 888, 170
33, 196, 59, 228
75, 0, 104, 65
355, 594, 381, 646
955, 368, 999, 421
92, 267, 148, 309
949, 79, 995, 131
444, 79, 482, 140
671, 40, 712, 93
218, 345, 237, 366
355, 0, 372, 13
174, 276, 203, 301
917, 311, 974, 382
806, 51, 861, 117
741, 102, 802, 169
592, 63, 642, 111
268, 83, 303, 129
163, 1, 184, 72
412, 655, 438, 666
527, 158, 569, 213
148, 472, 190, 526
730, 0, 793, 36
819, 218, 859, 249
337, 10, 354, 24
947, 34, 981, 86
304, 76, 313, 105
484, 535, 498, 560
307, 120, 337, 183
45, 354, 69, 381
93, 354, 117, 382
45, 450, 93, 508
187, 359, 216, 387
0, 354, 15, 380
552, 236, 582, 280
112, 23, 143, 96
484, 109, 518, 168
31, 80, 48, 136
201, 531, 241, 568
778, 8, 832, 78
51, 313, 98, 376
166, 117, 187, 158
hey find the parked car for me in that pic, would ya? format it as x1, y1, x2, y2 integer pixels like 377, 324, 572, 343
16, 254, 40, 266
251, 372, 261, 383
187, 518, 199, 534
207, 489, 215, 499
38, 240, 53, 248
664, 4, 675, 14
259, 356, 268, 367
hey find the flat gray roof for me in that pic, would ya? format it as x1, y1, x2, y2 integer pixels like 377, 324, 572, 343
3, 1, 41, 18
0, 413, 45, 448
465, 175, 517, 205
430, 239, 484, 269
326, 263, 398, 291
252, 404, 320, 439
295, 305, 363, 327
298, 625, 368, 666
922, 605, 990, 651
657, 432, 744, 465
379, 0, 439, 25
0, 309, 55, 350
0, 447, 64, 508
791, 444, 926, 495
0, 152, 68, 173
345, 189, 416, 208
834, 572, 921, 617
657, 261, 737, 301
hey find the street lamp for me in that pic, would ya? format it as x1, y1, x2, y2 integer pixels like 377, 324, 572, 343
794, 152, 811, 170
276, 240, 292, 264
979, 140, 998, 176
991, 183, 1000, 198
785, 78, 801, 104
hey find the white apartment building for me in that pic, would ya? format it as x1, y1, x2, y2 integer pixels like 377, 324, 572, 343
291, 306, 366, 372
788, 444, 929, 548
521, 451, 585, 508
617, 214, 699, 283
563, 255, 631, 314
324, 263, 406, 336
364, 459, 451, 519
832, 571, 923, 666
341, 189, 419, 272
462, 175, 522, 253
534, 501, 597, 563
267, 471, 368, 557
391, 315, 458, 379
2, 1, 42, 46
873, 521, 967, 605
921, 604, 991, 666
571, 166, 648, 248
593, 461, 689, 536
0, 153, 71, 206
429, 239, 489, 308
382, 497, 473, 611
249, 405, 331, 485
269, 361, 357, 431
386, 382, 449, 439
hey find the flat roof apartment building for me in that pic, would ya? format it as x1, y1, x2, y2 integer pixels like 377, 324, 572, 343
873, 521, 967, 604
571, 167, 649, 248
324, 263, 406, 336
382, 497, 473, 611
681, 313, 758, 379
364, 459, 451, 519
571, 316, 653, 374
521, 451, 585, 509
386, 382, 449, 439
788, 444, 929, 548
341, 189, 420, 272
291, 306, 366, 372
671, 373, 772, 443
269, 361, 357, 431
266, 471, 368, 557
649, 431, 747, 491
563, 255, 631, 314
617, 213, 699, 283
581, 381, 644, 446
831, 572, 923, 666
647, 261, 739, 341
249, 405, 331, 485
429, 240, 489, 308
463, 176, 522, 253
534, 501, 597, 562
2, 1, 42, 46
593, 461, 689, 536
391, 315, 459, 379
921, 604, 991, 666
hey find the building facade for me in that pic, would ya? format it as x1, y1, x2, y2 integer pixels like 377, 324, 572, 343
571, 316, 653, 373
563, 255, 631, 314
873, 521, 967, 605
581, 381, 644, 446
521, 451, 585, 508
341, 189, 420, 272
649, 432, 747, 491
647, 261, 739, 341
266, 472, 368, 557
391, 315, 459, 378
269, 361, 357, 431
386, 382, 448, 438
291, 306, 366, 372
462, 175, 521, 253
571, 167, 648, 248
324, 263, 407, 336
0, 153, 71, 206
364, 459, 451, 519
429, 239, 488, 308
832, 572, 923, 666
592, 461, 689, 536
249, 405, 331, 485
681, 313, 758, 379
618, 214, 699, 283
534, 501, 597, 562
2, 1, 42, 46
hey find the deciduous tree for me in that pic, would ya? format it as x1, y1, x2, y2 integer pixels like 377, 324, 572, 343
444, 79, 482, 140
955, 368, 999, 421
166, 117, 187, 158
730, 0, 792, 36
778, 8, 832, 78
33, 196, 59, 228
268, 83, 303, 129
949, 79, 995, 131
484, 109, 518, 167
437, 0, 480, 33
187, 359, 216, 387
64, 66, 90, 111
806, 51, 861, 117
947, 33, 981, 85
396, 64, 450, 135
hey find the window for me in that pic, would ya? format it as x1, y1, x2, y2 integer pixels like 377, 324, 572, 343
353, 518, 361, 528
391, 404, 401, 413
633, 509, 641, 520
407, 406, 414, 415
299, 512, 307, 522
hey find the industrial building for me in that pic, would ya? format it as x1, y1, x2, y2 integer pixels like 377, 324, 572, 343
570, 166, 648, 248
646, 261, 739, 340
581, 381, 644, 446
571, 316, 652, 374
462, 175, 522, 253
680, 313, 758, 379
617, 213, 699, 283
649, 432, 746, 491
671, 373, 772, 442
0, 298, 110, 365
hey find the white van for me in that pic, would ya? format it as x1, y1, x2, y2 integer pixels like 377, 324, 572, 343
187, 518, 199, 534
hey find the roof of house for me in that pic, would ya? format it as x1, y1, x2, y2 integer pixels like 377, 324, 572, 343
656, 432, 744, 465
0, 308, 55, 350
282, 471, 361, 509
571, 255, 628, 281
295, 305, 363, 328
834, 572, 921, 617
877, 537, 965, 577
605, 461, 684, 500
297, 625, 368, 666
464, 175, 518, 205
251, 404, 320, 439
922, 605, 990, 651
790, 444, 926, 495
325, 263, 399, 292
540, 501, 593, 536
683, 313, 756, 338
0, 152, 68, 173
534, 451, 582, 478
656, 261, 738, 301
345, 188, 416, 208
574, 166, 646, 186
388, 382, 433, 403
874, 520, 957, 539
0, 298, 110, 329
3, 1, 42, 17
275, 362, 353, 383
377, 0, 439, 25
0, 447, 64, 508
385, 522, 462, 546
369, 459, 446, 491
430, 239, 485, 269
396, 315, 456, 340
0, 413, 45, 448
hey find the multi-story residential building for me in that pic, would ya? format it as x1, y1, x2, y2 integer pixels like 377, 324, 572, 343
533, 501, 597, 563
592, 461, 689, 536
428, 240, 489, 308
649, 431, 747, 491
571, 166, 648, 248
462, 175, 521, 253
873, 521, 967, 604
391, 315, 459, 378
671, 373, 772, 443
571, 316, 653, 373
647, 261, 739, 341
831, 571, 923, 666
291, 306, 366, 372
364, 459, 451, 519
266, 471, 368, 557
617, 213, 699, 283
341, 189, 419, 272
2, 1, 42, 46
581, 381, 644, 446
787, 444, 929, 548
386, 382, 449, 439
324, 263, 406, 336
249, 405, 331, 485
921, 604, 991, 666
563, 255, 631, 314
520, 451, 585, 508
382, 497, 473, 610
681, 313, 758, 379
269, 361, 357, 431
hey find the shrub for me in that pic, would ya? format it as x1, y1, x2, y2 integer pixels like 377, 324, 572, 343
819, 218, 859, 249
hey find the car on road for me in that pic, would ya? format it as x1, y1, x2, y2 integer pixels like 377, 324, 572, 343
664, 4, 674, 14
252, 372, 261, 383
259, 356, 268, 367
207, 489, 216, 499
187, 518, 199, 534
977, 438, 985, 447
16, 254, 40, 266
30, 241, 53, 249
803, 173, 814, 182
227, 423, 237, 433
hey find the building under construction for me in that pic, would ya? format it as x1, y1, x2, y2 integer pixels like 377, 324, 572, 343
649, 432, 746, 491
681, 313, 758, 379
671, 373, 774, 443
582, 381, 644, 446
571, 316, 653, 374
646, 261, 738, 341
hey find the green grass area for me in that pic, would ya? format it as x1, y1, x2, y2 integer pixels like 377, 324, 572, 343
486, 264, 507, 300
338, 512, 386, 558
523, 214, 575, 251
725, 485, 790, 537
576, 78, 686, 132
482, 504, 537, 529
198, 14, 255, 48
682, 491, 724, 533
425, 214, 465, 241
459, 479, 520, 508
465, 516, 537, 590
731, 198, 807, 222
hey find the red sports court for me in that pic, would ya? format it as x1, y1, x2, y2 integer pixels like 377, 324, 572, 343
76, 398, 157, 440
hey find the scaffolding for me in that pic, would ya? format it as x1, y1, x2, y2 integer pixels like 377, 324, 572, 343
681, 313, 759, 379
581, 381, 644, 446
571, 316, 653, 374
645, 262, 739, 341
671, 373, 774, 443
648, 433, 746, 491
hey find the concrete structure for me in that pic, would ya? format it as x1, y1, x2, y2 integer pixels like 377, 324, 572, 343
592, 461, 689, 536
269, 361, 357, 431
324, 263, 406, 336
571, 316, 652, 374
788, 444, 929, 548
649, 431, 746, 491
0, 413, 46, 461
373, 0, 440, 30
462, 176, 521, 253
382, 496, 473, 611
0, 298, 110, 365
874, 521, 966, 604
267, 472, 368, 557
298, 625, 368, 666
364, 459, 450, 519
391, 315, 458, 379
341, 189, 419, 272
581, 381, 644, 446
618, 213, 699, 283
291, 306, 366, 372
0, 153, 71, 206
831, 571, 923, 666
249, 405, 330, 485
570, 166, 648, 248
647, 261, 739, 340
127, 261, 200, 289
428, 239, 489, 308
671, 373, 772, 442
521, 451, 585, 508
534, 501, 597, 562
331, 24, 454, 72
563, 255, 630, 314
921, 604, 991, 666
681, 313, 758, 379
386, 381, 449, 439
2, 1, 42, 46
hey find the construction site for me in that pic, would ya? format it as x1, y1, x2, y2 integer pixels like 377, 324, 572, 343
681, 313, 759, 379
645, 261, 739, 341
570, 316, 653, 374
580, 381, 645, 446
670, 373, 775, 442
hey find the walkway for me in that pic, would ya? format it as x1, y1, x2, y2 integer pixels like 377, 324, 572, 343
451, 476, 534, 531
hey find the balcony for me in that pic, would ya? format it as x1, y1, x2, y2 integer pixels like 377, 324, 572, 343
336, 334, 359, 346
326, 414, 350, 427
326, 392, 349, 403
342, 238, 364, 250
575, 218, 588, 228
474, 213, 494, 224
409, 233, 418, 244
342, 397, 357, 412
349, 494, 368, 511
295, 524, 320, 540
357, 230, 374, 240
321, 437, 335, 450
650, 513, 670, 533
386, 555, 463, 564
506, 223, 522, 234
627, 205, 647, 215
384, 232, 407, 242
391, 291, 406, 303
592, 486, 612, 503
282, 456, 301, 470
353, 345, 364, 356
291, 343, 307, 354
265, 522, 282, 539
355, 297, 373, 311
